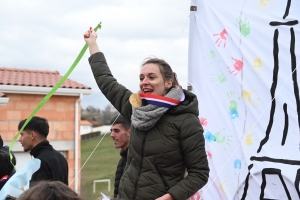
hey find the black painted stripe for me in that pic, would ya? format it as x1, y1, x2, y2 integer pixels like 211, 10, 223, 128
251, 156, 300, 165
257, 29, 279, 153
270, 20, 298, 26
283, 0, 291, 19
282, 103, 288, 145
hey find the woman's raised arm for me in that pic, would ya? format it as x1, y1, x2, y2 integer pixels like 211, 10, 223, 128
84, 27, 100, 55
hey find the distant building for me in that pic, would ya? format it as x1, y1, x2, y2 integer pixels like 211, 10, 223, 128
92, 125, 111, 135
90, 120, 103, 128
0, 67, 92, 193
80, 120, 93, 135
81, 123, 111, 141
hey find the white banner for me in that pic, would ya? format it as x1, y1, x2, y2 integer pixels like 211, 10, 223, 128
188, 0, 300, 199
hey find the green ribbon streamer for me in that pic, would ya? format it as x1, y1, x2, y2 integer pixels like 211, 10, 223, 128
9, 23, 102, 166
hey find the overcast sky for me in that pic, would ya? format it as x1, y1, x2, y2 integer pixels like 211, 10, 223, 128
0, 1, 191, 109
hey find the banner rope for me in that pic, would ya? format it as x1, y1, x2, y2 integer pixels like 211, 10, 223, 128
69, 114, 120, 186
161, 14, 189, 56
69, 133, 107, 186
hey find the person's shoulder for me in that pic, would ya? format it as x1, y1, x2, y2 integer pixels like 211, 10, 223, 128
50, 148, 66, 157
36, 146, 61, 157
52, 148, 68, 162
38, 149, 67, 164
2, 145, 9, 153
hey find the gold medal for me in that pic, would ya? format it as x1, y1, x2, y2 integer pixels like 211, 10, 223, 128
129, 93, 142, 108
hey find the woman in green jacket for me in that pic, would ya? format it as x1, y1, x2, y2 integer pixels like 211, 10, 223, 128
84, 27, 209, 200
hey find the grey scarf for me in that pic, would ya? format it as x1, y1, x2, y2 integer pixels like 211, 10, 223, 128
131, 86, 182, 131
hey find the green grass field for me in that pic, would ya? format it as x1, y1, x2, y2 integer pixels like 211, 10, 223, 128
81, 135, 119, 200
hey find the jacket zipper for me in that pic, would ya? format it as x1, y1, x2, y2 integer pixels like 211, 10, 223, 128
132, 133, 147, 200
155, 165, 170, 191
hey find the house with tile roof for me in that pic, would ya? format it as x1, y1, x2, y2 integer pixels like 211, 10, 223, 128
0, 67, 92, 193
80, 120, 93, 135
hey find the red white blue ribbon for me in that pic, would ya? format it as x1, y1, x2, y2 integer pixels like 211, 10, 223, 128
139, 89, 185, 108
0, 175, 9, 182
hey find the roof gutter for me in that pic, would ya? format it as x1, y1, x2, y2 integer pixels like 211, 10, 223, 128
0, 85, 92, 96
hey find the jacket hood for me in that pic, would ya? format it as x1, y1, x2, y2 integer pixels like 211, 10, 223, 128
167, 89, 199, 116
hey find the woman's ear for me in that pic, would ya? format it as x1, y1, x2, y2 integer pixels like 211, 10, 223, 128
165, 79, 173, 90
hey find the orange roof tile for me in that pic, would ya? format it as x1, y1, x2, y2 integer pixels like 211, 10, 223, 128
0, 67, 91, 89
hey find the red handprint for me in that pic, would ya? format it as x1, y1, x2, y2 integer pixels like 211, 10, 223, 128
213, 29, 228, 48
200, 117, 208, 127
227, 57, 244, 76
206, 151, 212, 159
190, 191, 201, 200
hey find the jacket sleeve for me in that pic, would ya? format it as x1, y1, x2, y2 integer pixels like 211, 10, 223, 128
168, 115, 209, 200
88, 52, 133, 120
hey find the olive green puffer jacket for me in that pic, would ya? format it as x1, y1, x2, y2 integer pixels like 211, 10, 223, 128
89, 52, 209, 200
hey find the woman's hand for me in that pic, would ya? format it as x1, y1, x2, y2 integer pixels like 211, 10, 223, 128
155, 193, 174, 200
83, 27, 100, 55
83, 27, 98, 44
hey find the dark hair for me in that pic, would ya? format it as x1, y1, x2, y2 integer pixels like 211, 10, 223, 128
18, 116, 49, 138
0, 135, 3, 149
0, 135, 16, 166
0, 150, 15, 190
110, 115, 131, 131
142, 58, 180, 86
17, 181, 82, 200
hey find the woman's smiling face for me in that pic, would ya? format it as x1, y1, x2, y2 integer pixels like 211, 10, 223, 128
139, 63, 172, 96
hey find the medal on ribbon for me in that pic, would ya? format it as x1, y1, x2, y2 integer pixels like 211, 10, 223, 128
130, 89, 185, 108
129, 93, 142, 108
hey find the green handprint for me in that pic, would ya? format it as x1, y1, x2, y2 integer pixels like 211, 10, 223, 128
236, 17, 250, 37
214, 131, 226, 143
211, 72, 227, 86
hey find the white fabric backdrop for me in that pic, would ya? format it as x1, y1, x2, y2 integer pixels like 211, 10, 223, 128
188, 0, 300, 199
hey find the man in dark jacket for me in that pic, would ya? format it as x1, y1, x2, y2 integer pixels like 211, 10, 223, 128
110, 114, 131, 198
18, 116, 68, 187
